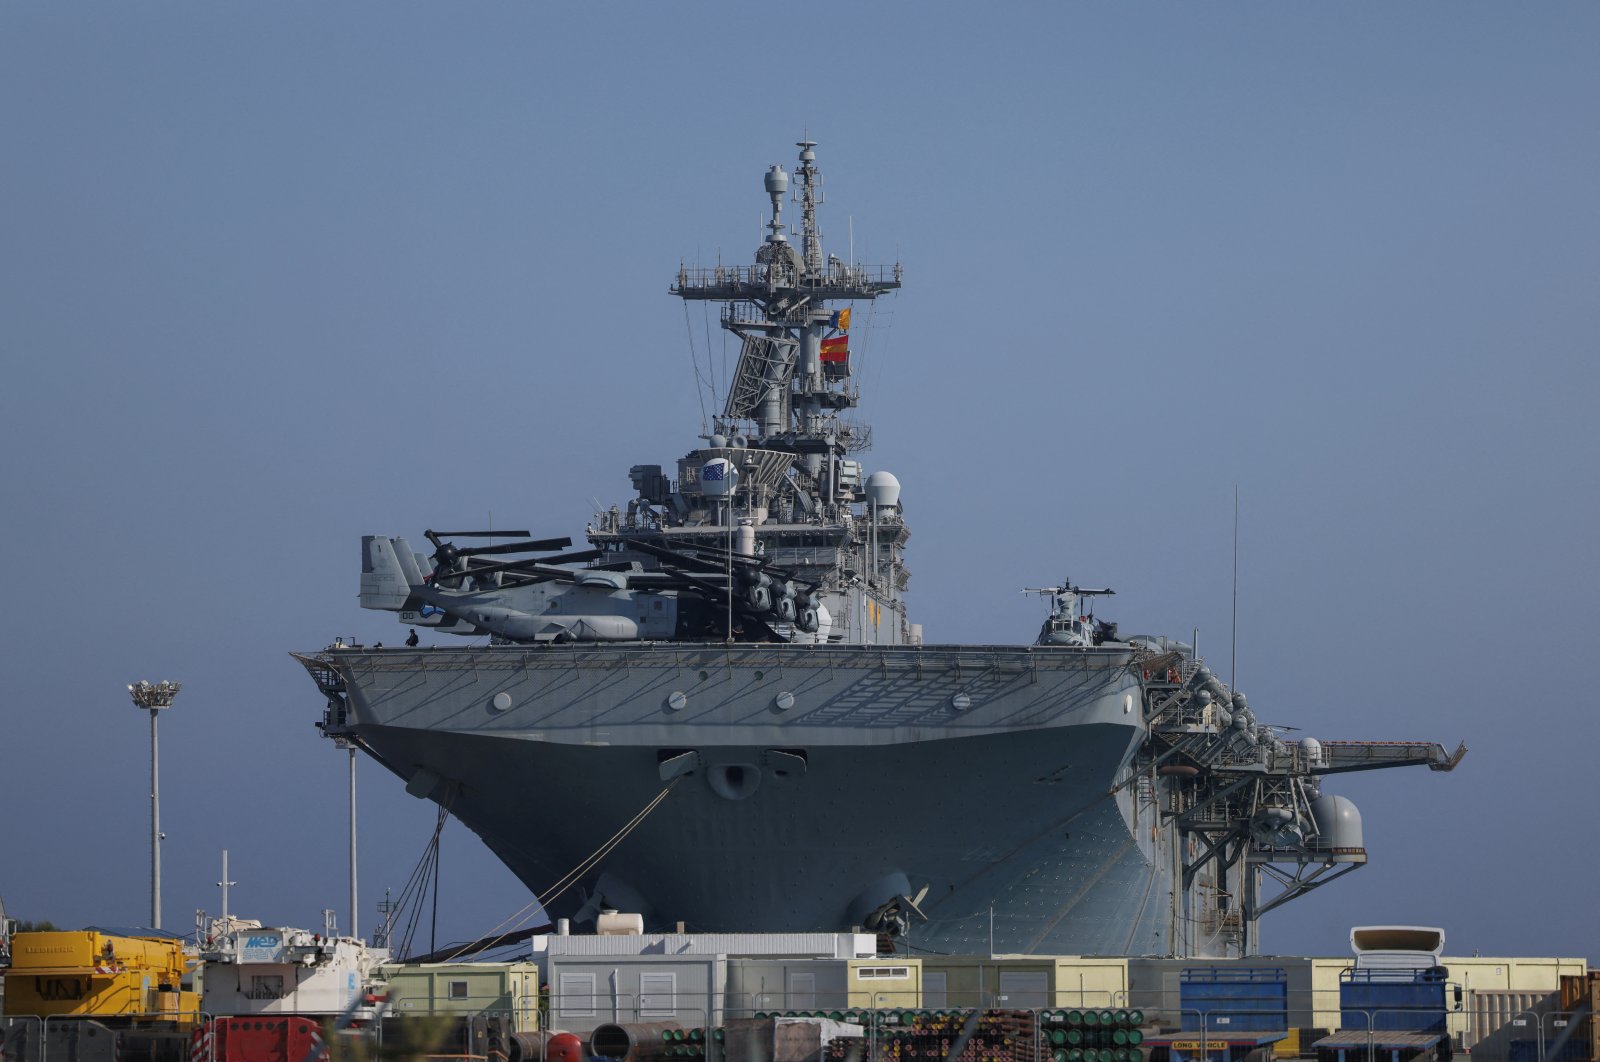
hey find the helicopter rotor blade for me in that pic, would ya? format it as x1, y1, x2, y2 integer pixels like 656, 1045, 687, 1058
427, 529, 534, 539
663, 540, 812, 588
621, 538, 725, 573
521, 548, 603, 566
457, 550, 605, 579
626, 572, 710, 590
620, 538, 803, 585
455, 537, 573, 558
668, 537, 785, 569
507, 563, 581, 583
497, 573, 567, 590
664, 571, 782, 641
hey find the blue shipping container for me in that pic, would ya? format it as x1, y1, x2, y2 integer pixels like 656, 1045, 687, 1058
1180, 968, 1288, 1033
1338, 967, 1448, 1033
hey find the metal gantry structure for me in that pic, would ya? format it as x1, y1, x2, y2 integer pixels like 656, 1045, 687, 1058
1128, 657, 1465, 955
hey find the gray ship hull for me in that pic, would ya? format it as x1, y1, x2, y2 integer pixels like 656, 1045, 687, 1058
306, 642, 1181, 956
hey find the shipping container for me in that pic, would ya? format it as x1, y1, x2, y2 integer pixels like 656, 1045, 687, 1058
380, 962, 542, 1033
1180, 969, 1288, 1034
1338, 968, 1449, 1034
545, 951, 724, 1037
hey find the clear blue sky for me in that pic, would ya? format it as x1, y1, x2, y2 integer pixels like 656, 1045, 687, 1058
2, 2, 1595, 961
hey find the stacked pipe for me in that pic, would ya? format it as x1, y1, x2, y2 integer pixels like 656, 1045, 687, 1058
1040, 1009, 1147, 1062
657, 1027, 721, 1058
755, 1011, 871, 1021
587, 1022, 684, 1062
508, 1031, 584, 1062
822, 1009, 1040, 1062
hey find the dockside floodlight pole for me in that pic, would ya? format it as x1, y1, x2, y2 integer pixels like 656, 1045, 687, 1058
348, 743, 358, 939
336, 736, 358, 939
128, 680, 181, 929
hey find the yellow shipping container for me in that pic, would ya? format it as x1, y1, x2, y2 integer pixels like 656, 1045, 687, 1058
379, 961, 543, 1032
1305, 954, 1588, 1047
916, 956, 1129, 1010
845, 957, 922, 1009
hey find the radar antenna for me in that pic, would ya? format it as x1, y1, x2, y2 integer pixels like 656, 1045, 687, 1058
764, 163, 788, 245
797, 137, 824, 273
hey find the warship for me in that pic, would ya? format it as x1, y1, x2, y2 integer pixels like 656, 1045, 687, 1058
296, 138, 1464, 958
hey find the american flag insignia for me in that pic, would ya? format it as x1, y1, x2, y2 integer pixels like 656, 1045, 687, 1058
702, 463, 724, 481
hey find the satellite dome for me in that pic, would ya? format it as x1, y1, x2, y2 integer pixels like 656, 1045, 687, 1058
765, 164, 789, 196
865, 471, 901, 507
709, 433, 727, 449
700, 458, 737, 497
1309, 793, 1364, 853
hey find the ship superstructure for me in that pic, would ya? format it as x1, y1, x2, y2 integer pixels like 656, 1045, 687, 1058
297, 138, 1462, 958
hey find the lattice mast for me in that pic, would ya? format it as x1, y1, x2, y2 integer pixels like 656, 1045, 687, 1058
673, 139, 900, 452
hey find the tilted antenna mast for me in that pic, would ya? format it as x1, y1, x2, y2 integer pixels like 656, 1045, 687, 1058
797, 139, 823, 274
1231, 485, 1240, 690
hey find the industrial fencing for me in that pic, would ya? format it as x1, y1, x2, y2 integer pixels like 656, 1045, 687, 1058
2, 999, 1591, 1062
476, 989, 1597, 1062
0, 1011, 214, 1062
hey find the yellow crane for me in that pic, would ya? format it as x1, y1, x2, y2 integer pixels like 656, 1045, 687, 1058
4, 929, 198, 1024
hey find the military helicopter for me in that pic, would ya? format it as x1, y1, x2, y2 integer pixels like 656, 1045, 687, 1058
1024, 578, 1119, 647
359, 529, 824, 644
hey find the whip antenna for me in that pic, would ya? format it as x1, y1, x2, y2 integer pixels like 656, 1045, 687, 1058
1231, 485, 1239, 690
